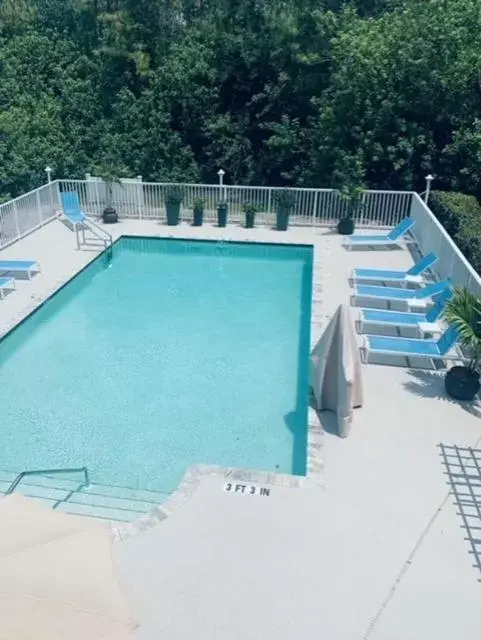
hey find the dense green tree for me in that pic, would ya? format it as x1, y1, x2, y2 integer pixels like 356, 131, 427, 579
1, 0, 481, 198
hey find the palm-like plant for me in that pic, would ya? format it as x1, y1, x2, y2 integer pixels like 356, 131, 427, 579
340, 184, 365, 220
444, 286, 481, 372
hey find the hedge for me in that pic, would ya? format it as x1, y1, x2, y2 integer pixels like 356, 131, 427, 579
429, 190, 481, 276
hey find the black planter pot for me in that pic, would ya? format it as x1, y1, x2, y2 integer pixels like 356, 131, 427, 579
445, 366, 480, 401
193, 207, 204, 227
217, 204, 228, 227
102, 206, 118, 224
166, 202, 181, 226
245, 212, 255, 229
337, 217, 355, 235
276, 207, 290, 231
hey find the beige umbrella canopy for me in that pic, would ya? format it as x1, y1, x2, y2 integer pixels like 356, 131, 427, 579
310, 303, 363, 437
0, 494, 137, 640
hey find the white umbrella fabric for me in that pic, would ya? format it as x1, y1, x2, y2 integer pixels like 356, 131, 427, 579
310, 303, 363, 437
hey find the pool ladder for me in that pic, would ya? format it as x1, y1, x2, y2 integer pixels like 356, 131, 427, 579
6, 466, 89, 507
74, 217, 113, 252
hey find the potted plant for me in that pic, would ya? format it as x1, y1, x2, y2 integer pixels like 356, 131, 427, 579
444, 287, 481, 401
165, 186, 183, 226
337, 185, 365, 235
243, 203, 257, 229
94, 167, 122, 224
217, 201, 228, 227
192, 197, 205, 226
274, 189, 296, 231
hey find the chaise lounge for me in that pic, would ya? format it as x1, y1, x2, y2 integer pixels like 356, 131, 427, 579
353, 279, 450, 309
351, 252, 437, 285
0, 260, 41, 280
0, 276, 16, 299
358, 287, 452, 334
343, 217, 415, 250
361, 324, 459, 367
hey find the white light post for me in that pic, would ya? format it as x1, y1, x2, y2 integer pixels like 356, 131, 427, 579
44, 166, 55, 217
217, 168, 226, 202
424, 174, 434, 204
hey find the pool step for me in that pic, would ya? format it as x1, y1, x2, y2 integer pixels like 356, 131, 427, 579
0, 470, 170, 522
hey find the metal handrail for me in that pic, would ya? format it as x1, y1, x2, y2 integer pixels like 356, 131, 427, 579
87, 217, 113, 247
73, 216, 112, 250
6, 466, 89, 495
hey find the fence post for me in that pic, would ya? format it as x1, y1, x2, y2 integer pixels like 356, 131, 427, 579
312, 191, 319, 225
360, 191, 367, 226
53, 179, 61, 216
12, 202, 20, 239
95, 180, 101, 217
267, 188, 272, 216
137, 175, 143, 219
48, 181, 55, 217
36, 190, 43, 227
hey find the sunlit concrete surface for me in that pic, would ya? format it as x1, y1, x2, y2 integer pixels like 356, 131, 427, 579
2, 218, 480, 639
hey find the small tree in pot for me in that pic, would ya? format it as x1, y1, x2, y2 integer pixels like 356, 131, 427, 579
192, 197, 205, 226
94, 166, 123, 224
337, 185, 364, 235
217, 200, 228, 227
274, 190, 296, 231
444, 287, 481, 401
243, 203, 257, 228
165, 186, 184, 225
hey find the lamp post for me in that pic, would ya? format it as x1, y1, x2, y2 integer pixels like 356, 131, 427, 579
424, 174, 434, 204
44, 166, 54, 217
217, 168, 226, 202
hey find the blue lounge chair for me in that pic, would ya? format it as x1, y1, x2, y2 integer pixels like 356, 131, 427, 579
358, 287, 452, 334
362, 324, 459, 366
353, 279, 450, 309
0, 276, 15, 299
352, 252, 437, 285
60, 191, 86, 225
344, 217, 415, 249
0, 260, 41, 279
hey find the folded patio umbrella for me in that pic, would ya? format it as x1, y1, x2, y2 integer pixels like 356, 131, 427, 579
310, 303, 363, 437
0, 494, 137, 640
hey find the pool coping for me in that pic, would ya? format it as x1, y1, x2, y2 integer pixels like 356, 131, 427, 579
0, 225, 325, 538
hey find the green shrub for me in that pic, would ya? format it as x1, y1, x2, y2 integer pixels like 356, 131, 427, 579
164, 186, 184, 204
429, 191, 481, 275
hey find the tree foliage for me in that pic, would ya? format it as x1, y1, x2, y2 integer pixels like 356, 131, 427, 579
429, 190, 481, 276
1, 0, 481, 197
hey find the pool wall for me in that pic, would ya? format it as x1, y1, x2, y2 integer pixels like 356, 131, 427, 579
0, 229, 323, 536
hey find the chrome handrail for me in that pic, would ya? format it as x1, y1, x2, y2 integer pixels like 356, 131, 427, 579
87, 218, 113, 248
6, 466, 89, 495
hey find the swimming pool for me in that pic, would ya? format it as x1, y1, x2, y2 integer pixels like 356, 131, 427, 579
0, 237, 313, 493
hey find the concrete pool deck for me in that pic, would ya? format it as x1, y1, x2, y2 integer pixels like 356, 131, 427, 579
1, 218, 481, 639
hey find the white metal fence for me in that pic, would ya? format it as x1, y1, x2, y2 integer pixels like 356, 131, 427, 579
0, 183, 58, 249
57, 178, 413, 228
2, 177, 481, 297
410, 192, 481, 296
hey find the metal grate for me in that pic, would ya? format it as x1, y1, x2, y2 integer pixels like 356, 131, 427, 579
439, 444, 481, 576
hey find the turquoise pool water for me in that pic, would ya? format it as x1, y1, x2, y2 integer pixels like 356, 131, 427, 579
0, 237, 313, 492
